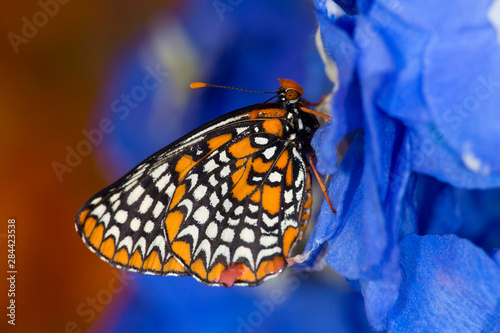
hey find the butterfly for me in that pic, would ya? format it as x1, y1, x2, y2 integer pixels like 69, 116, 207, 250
75, 78, 332, 287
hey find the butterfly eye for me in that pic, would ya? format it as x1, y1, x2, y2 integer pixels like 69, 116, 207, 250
285, 89, 300, 101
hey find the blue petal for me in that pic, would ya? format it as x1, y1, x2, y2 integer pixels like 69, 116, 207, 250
388, 234, 500, 332
302, 133, 365, 268
367, 0, 500, 188
314, 13, 364, 174
415, 174, 500, 251
491, 248, 500, 266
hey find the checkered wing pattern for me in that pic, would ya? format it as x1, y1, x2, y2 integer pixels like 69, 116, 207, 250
76, 105, 314, 286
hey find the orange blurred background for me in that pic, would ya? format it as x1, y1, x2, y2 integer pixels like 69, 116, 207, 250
0, 2, 179, 332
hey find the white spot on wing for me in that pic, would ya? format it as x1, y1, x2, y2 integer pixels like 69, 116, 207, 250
111, 200, 120, 211
220, 165, 231, 177
195, 239, 212, 263
115, 210, 128, 224
139, 195, 153, 214
236, 127, 249, 135
263, 214, 279, 227
194, 206, 210, 224
101, 213, 111, 227
255, 247, 281, 267
177, 225, 199, 248
221, 183, 228, 195
151, 164, 168, 179
254, 136, 269, 145
209, 175, 218, 186
118, 236, 133, 253
130, 218, 141, 231
210, 192, 220, 206
211, 244, 230, 266
221, 228, 234, 242
104, 225, 120, 240
156, 173, 171, 191
127, 186, 145, 205
153, 202, 165, 218
205, 222, 218, 239
90, 197, 102, 205
260, 235, 278, 247
233, 246, 254, 269
193, 185, 208, 200
144, 220, 155, 233
228, 218, 239, 226
244, 217, 257, 226
240, 228, 255, 243
110, 193, 120, 203
263, 146, 277, 159
234, 206, 243, 216
269, 171, 282, 183
223, 199, 232, 212
219, 150, 230, 163
148, 235, 166, 260
92, 204, 107, 218
204, 159, 219, 173
165, 183, 176, 198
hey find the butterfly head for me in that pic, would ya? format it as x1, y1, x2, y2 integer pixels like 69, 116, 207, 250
277, 78, 304, 104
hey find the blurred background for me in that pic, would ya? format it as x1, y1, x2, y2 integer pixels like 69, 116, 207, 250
0, 0, 371, 332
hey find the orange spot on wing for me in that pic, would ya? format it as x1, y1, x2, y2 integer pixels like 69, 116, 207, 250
276, 150, 289, 169
256, 256, 286, 280
163, 257, 186, 273
245, 108, 286, 119
143, 251, 162, 271
249, 110, 260, 120
231, 165, 245, 184
129, 249, 143, 269
78, 209, 90, 225
305, 167, 312, 190
208, 263, 225, 283
303, 192, 313, 209
172, 241, 192, 265
113, 248, 129, 265
262, 185, 281, 215
301, 212, 311, 220
169, 184, 186, 210
190, 258, 207, 280
165, 211, 184, 242
235, 264, 256, 283
83, 217, 96, 238
100, 237, 116, 259
229, 138, 259, 158
262, 119, 283, 137
175, 155, 196, 181
208, 133, 233, 151
282, 227, 299, 256
286, 159, 293, 185
232, 162, 256, 201
235, 158, 247, 168
89, 224, 104, 249
251, 157, 272, 173
250, 189, 261, 203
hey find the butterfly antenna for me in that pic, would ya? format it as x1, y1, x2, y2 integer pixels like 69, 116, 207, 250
190, 82, 276, 94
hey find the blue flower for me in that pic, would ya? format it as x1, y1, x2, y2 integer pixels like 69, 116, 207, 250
304, 0, 500, 331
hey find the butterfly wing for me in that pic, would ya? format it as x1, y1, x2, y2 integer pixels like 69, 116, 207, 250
76, 104, 313, 286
